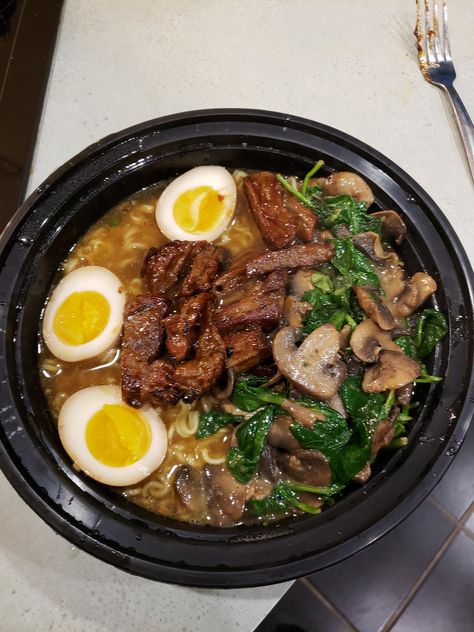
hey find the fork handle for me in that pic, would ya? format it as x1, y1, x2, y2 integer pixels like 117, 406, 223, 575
443, 84, 474, 182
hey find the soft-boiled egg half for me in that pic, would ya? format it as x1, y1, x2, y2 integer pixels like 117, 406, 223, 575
42, 266, 125, 362
59, 385, 168, 486
156, 166, 237, 241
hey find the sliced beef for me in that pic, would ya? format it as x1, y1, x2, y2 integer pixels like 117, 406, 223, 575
141, 240, 204, 295
172, 301, 226, 401
163, 292, 210, 361
276, 449, 332, 487
283, 190, 318, 242
144, 359, 180, 405
244, 172, 297, 250
179, 243, 226, 297
213, 251, 255, 294
121, 295, 169, 407
246, 242, 333, 277
224, 326, 271, 373
214, 269, 287, 334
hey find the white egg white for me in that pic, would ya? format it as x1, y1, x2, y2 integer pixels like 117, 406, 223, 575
42, 266, 126, 362
58, 385, 168, 486
156, 165, 237, 241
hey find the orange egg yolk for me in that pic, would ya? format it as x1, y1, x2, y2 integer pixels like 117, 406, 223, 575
85, 404, 152, 467
53, 291, 110, 345
173, 186, 225, 233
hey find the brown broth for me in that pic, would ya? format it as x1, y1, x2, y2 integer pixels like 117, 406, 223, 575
39, 174, 267, 525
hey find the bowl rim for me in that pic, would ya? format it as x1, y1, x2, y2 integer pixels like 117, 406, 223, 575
0, 107, 473, 587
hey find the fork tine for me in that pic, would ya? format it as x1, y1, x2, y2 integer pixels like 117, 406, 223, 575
425, 0, 437, 64
442, 0, 453, 62
432, 1, 443, 62
415, 0, 430, 66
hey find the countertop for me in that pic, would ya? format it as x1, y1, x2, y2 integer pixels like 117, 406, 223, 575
1, 1, 473, 631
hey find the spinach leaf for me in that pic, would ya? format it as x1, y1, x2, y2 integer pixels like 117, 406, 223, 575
196, 411, 244, 439
331, 237, 381, 288
249, 482, 343, 517
414, 308, 448, 358
331, 377, 395, 484
290, 413, 351, 453
315, 195, 382, 235
394, 335, 417, 359
231, 375, 283, 412
226, 406, 275, 483
302, 285, 360, 334
311, 271, 333, 293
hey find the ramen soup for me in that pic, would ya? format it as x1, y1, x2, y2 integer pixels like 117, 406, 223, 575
39, 164, 447, 527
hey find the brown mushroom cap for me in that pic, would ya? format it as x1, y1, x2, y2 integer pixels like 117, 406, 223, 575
283, 295, 310, 328
352, 232, 405, 302
273, 324, 347, 400
276, 449, 332, 487
352, 231, 399, 267
267, 415, 301, 451
289, 268, 314, 298
322, 172, 375, 207
371, 210, 407, 245
394, 272, 437, 317
362, 350, 420, 393
354, 286, 396, 330
350, 319, 401, 363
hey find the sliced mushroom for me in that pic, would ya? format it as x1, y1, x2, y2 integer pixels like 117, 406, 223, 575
362, 350, 420, 393
350, 319, 401, 363
174, 466, 207, 514
326, 393, 347, 418
203, 464, 250, 525
273, 324, 347, 400
354, 286, 395, 330
276, 449, 332, 487
395, 382, 414, 406
353, 463, 372, 484
283, 295, 311, 328
371, 210, 407, 245
371, 419, 397, 455
352, 231, 399, 267
394, 272, 437, 317
322, 172, 374, 207
280, 398, 325, 426
339, 324, 352, 349
289, 268, 314, 298
352, 232, 406, 302
267, 415, 301, 451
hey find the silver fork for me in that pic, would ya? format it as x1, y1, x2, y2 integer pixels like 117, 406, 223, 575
415, 0, 474, 182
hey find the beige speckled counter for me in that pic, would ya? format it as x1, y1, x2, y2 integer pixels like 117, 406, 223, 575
2, 0, 473, 630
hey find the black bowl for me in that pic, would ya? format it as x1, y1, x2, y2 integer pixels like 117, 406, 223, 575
0, 109, 473, 587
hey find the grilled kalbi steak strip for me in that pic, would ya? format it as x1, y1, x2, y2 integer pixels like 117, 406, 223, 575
213, 251, 256, 294
214, 269, 287, 335
142, 240, 204, 294
142, 240, 225, 296
246, 242, 334, 277
243, 172, 319, 250
224, 325, 272, 373
180, 244, 226, 297
282, 190, 319, 242
244, 172, 298, 250
146, 299, 226, 404
163, 292, 210, 362
121, 295, 169, 407
173, 299, 226, 398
